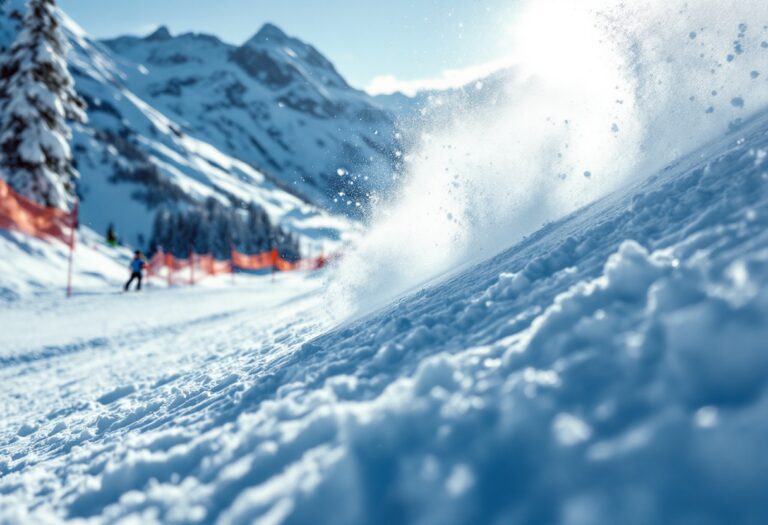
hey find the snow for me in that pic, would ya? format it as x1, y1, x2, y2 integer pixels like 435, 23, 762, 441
2, 0, 768, 522
2, 99, 768, 524
0, 227, 129, 301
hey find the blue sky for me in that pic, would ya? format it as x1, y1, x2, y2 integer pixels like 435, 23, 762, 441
58, 0, 519, 92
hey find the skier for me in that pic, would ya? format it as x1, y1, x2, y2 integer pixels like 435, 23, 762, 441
124, 250, 146, 292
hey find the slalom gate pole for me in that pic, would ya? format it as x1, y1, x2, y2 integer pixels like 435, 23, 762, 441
190, 247, 195, 286
230, 246, 235, 285
271, 248, 277, 284
65, 202, 78, 298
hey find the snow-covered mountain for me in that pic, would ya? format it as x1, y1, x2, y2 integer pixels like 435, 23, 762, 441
0, 0, 370, 247
100, 23, 402, 216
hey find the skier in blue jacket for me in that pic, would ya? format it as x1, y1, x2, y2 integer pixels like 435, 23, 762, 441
124, 250, 146, 292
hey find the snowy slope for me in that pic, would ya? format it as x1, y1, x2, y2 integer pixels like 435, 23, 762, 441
0, 0, 357, 248
2, 95, 768, 525
0, 227, 132, 301
100, 24, 402, 215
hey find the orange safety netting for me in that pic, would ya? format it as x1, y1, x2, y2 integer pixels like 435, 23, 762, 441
146, 247, 335, 287
196, 254, 233, 275
0, 178, 76, 246
146, 251, 165, 275
232, 248, 330, 272
146, 250, 232, 285
231, 249, 276, 271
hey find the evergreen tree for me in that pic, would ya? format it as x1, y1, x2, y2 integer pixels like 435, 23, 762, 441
149, 209, 171, 253
210, 209, 233, 259
244, 202, 269, 252
148, 200, 300, 260
0, 0, 86, 210
188, 210, 209, 254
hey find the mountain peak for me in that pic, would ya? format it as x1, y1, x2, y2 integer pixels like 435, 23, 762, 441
246, 23, 288, 46
146, 25, 172, 42
232, 22, 351, 91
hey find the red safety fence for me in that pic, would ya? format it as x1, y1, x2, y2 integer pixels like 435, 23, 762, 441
231, 248, 328, 272
0, 178, 78, 296
198, 254, 234, 275
146, 250, 231, 286
238, 249, 331, 272
231, 249, 275, 271
0, 178, 76, 245
146, 247, 333, 287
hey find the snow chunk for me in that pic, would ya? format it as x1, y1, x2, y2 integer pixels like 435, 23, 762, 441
97, 384, 136, 405
484, 272, 530, 302
603, 240, 668, 300
552, 413, 592, 446
694, 406, 719, 428
414, 355, 459, 395
664, 298, 768, 406
17, 422, 38, 437
445, 464, 475, 497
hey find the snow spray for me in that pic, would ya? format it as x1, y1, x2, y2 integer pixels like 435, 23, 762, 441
330, 0, 768, 317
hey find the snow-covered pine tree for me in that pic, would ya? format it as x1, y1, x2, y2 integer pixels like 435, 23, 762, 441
0, 0, 86, 210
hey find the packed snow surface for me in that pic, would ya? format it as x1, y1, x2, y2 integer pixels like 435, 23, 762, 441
2, 101, 768, 524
